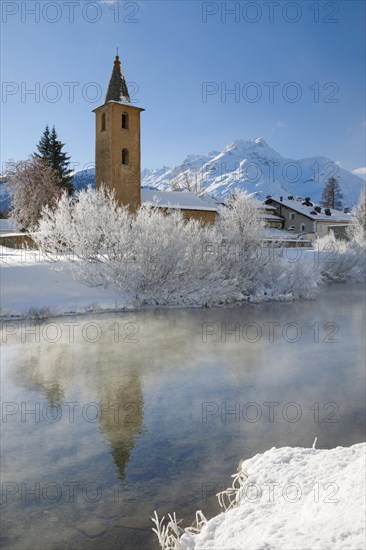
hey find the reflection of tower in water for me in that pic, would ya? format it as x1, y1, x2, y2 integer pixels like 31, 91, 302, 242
97, 360, 144, 481
12, 339, 144, 482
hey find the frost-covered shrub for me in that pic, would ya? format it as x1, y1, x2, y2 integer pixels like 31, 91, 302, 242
315, 232, 365, 283
34, 186, 130, 261
219, 191, 264, 247
111, 204, 236, 306
252, 248, 321, 301
33, 187, 321, 306
347, 188, 366, 245
278, 257, 320, 299
27, 306, 53, 319
34, 187, 236, 306
217, 191, 268, 294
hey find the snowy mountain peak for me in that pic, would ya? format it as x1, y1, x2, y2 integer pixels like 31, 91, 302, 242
223, 138, 280, 161
227, 137, 268, 150
141, 139, 364, 206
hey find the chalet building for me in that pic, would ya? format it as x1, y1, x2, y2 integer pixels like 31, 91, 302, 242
93, 55, 218, 223
264, 196, 351, 241
257, 203, 311, 246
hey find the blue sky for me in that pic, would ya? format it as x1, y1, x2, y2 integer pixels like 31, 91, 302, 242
1, 0, 365, 176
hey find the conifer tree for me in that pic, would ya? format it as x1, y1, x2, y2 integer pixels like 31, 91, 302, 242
321, 177, 343, 210
35, 126, 73, 194
36, 125, 52, 162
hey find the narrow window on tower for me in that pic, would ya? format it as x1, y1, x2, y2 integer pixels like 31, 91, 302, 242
101, 112, 106, 132
122, 113, 129, 129
122, 148, 129, 165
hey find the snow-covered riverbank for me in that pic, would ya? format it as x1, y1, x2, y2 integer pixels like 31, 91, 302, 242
1, 237, 365, 319
178, 443, 365, 550
0, 246, 127, 318
1, 244, 319, 318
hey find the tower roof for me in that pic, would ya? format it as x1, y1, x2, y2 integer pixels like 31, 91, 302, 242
105, 55, 130, 104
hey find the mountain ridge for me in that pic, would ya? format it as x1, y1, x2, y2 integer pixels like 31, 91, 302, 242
140, 138, 364, 206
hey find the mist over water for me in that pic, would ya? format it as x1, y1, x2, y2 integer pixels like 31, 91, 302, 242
1, 284, 365, 549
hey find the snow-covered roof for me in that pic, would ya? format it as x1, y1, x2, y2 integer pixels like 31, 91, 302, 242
267, 197, 351, 222
141, 189, 218, 212
200, 195, 226, 208
0, 231, 24, 238
105, 54, 131, 104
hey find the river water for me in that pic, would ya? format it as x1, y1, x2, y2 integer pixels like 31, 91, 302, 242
1, 284, 365, 549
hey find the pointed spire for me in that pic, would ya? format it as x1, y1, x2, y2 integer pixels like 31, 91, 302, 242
105, 54, 130, 104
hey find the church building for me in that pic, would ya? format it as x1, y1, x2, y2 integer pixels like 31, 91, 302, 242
93, 55, 218, 223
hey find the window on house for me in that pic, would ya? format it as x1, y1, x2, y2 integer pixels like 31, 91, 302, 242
122, 148, 129, 165
122, 113, 129, 129
290, 213, 296, 220
101, 112, 106, 131
300, 224, 306, 232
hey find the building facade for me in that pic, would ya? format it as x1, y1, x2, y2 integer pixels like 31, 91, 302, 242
264, 196, 351, 240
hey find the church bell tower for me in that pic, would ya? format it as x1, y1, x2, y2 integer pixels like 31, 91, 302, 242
93, 54, 144, 212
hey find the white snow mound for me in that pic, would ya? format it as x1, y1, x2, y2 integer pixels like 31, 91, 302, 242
180, 443, 366, 550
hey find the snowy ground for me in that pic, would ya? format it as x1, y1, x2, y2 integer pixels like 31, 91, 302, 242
0, 246, 128, 318
180, 443, 366, 550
